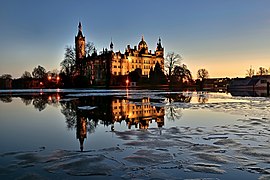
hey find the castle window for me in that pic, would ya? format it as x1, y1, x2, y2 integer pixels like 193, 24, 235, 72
114, 72, 117, 75
114, 65, 117, 68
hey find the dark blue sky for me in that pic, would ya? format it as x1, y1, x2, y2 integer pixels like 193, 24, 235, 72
1, 0, 270, 78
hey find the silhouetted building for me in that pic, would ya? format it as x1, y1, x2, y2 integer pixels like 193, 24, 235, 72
203, 78, 230, 92
74, 22, 164, 86
229, 75, 270, 96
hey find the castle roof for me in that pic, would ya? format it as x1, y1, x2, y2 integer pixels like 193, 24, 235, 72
138, 36, 148, 50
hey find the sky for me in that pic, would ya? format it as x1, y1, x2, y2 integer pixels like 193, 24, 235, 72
0, 0, 270, 78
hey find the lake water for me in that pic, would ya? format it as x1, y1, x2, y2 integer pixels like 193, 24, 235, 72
0, 89, 269, 179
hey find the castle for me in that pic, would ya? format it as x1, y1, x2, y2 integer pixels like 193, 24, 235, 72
75, 22, 165, 86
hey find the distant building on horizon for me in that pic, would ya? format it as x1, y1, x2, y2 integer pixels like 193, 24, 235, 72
74, 22, 165, 86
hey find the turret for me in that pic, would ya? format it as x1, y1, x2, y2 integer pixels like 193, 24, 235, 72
155, 37, 164, 57
75, 22, 86, 60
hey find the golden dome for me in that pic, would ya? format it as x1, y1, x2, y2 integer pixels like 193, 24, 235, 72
138, 36, 148, 50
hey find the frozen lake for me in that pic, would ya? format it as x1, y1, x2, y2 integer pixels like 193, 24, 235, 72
0, 89, 269, 179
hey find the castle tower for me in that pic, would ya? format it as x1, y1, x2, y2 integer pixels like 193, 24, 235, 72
138, 36, 148, 54
155, 37, 164, 57
75, 22, 86, 61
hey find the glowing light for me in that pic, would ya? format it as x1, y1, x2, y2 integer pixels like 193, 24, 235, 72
48, 76, 52, 80
57, 95, 60, 101
126, 79, 129, 84
56, 76, 60, 81
48, 96, 52, 101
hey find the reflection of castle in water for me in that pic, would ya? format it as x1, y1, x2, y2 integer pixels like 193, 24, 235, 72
62, 96, 165, 151
77, 116, 87, 152
112, 98, 164, 129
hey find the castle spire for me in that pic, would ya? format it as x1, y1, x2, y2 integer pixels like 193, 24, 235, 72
77, 22, 83, 37
110, 38, 113, 51
157, 37, 162, 50
78, 22, 82, 32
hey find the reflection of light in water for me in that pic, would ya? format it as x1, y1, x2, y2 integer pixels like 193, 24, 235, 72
56, 88, 60, 92
126, 88, 129, 98
57, 94, 60, 101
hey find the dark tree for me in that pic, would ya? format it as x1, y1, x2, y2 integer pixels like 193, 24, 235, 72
0, 74, 12, 79
197, 68, 209, 80
197, 68, 209, 91
32, 65, 46, 79
149, 62, 167, 84
257, 67, 268, 76
21, 71, 32, 79
129, 68, 142, 82
173, 64, 192, 85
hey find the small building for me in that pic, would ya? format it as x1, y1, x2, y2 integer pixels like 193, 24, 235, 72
203, 78, 230, 92
229, 75, 270, 91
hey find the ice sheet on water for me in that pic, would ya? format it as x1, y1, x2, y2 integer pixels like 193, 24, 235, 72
15, 152, 44, 167
193, 153, 229, 164
213, 139, 242, 147
124, 149, 173, 165
77, 106, 97, 110
45, 154, 121, 176
259, 175, 270, 180
186, 164, 225, 174
189, 144, 220, 152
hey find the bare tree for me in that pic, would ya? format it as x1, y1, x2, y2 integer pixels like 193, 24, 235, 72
85, 42, 95, 57
197, 68, 209, 80
246, 66, 255, 78
165, 52, 182, 84
257, 67, 268, 76
60, 46, 76, 76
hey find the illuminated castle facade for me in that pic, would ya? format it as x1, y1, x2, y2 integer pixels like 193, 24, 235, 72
75, 22, 165, 85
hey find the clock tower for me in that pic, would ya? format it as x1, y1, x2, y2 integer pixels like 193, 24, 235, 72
75, 22, 86, 61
